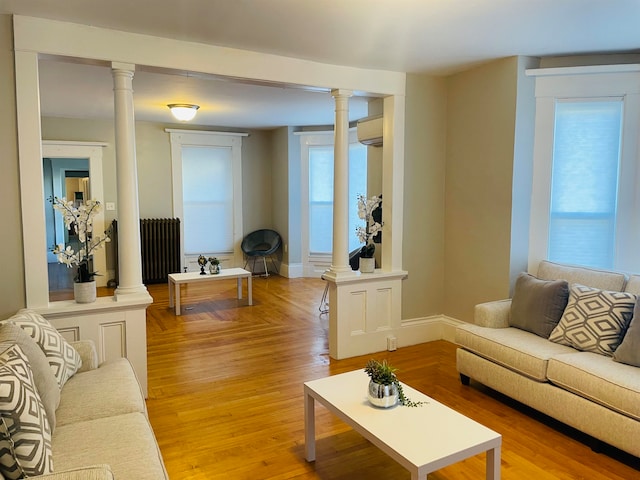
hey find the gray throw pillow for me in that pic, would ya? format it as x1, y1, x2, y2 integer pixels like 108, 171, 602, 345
509, 273, 569, 338
549, 284, 636, 356
0, 344, 53, 479
0, 323, 60, 432
613, 300, 640, 367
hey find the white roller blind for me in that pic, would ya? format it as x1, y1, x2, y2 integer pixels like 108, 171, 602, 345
548, 99, 623, 269
182, 145, 234, 254
308, 142, 367, 254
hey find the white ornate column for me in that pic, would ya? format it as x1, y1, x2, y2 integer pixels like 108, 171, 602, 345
329, 89, 353, 274
111, 63, 149, 300
327, 92, 409, 360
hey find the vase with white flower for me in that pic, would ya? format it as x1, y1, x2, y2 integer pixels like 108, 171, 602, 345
355, 194, 382, 273
51, 197, 111, 303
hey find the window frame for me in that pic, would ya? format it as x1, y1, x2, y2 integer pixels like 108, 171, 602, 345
168, 129, 247, 272
298, 129, 365, 277
528, 66, 640, 273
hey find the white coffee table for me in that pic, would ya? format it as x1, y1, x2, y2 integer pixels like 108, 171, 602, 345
168, 268, 253, 315
304, 370, 501, 480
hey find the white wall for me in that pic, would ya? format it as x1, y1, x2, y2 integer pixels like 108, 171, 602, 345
41, 117, 274, 272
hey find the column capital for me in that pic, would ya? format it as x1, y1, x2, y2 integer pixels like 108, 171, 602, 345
111, 62, 136, 72
331, 88, 353, 98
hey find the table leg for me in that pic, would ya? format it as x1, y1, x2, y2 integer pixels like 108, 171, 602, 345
168, 280, 174, 308
304, 388, 316, 462
237, 278, 243, 300
248, 276, 253, 306
175, 282, 181, 316
486, 445, 501, 480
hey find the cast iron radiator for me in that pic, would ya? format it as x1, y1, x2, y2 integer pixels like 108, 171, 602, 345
111, 218, 181, 285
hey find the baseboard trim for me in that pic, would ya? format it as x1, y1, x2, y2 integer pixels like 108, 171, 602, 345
397, 315, 464, 347
280, 263, 303, 278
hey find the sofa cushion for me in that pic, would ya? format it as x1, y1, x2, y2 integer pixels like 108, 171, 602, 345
548, 284, 636, 356
547, 352, 640, 421
623, 274, 640, 295
613, 301, 640, 367
509, 273, 569, 338
34, 465, 114, 480
56, 359, 145, 427
0, 323, 60, 432
456, 323, 576, 381
52, 413, 167, 480
69, 341, 98, 374
536, 260, 626, 291
0, 345, 53, 479
8, 310, 82, 388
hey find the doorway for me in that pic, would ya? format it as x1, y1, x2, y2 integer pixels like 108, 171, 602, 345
44, 157, 91, 297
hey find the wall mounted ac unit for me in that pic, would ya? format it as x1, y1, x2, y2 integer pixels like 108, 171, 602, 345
356, 115, 383, 147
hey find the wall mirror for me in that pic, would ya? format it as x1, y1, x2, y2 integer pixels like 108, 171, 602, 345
42, 141, 107, 302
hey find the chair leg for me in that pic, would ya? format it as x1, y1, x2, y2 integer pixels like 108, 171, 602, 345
319, 282, 329, 314
262, 256, 269, 277
268, 255, 279, 275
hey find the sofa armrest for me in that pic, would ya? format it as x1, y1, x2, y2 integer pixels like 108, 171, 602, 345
474, 299, 512, 328
70, 340, 99, 373
31, 465, 113, 480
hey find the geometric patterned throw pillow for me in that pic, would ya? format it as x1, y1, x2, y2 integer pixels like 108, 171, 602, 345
548, 284, 637, 356
0, 345, 53, 479
9, 309, 82, 389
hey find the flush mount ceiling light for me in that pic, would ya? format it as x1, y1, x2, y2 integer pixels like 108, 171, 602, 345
167, 103, 200, 121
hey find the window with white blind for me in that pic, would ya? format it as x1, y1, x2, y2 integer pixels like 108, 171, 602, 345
168, 130, 247, 271
529, 66, 640, 273
181, 145, 234, 254
308, 142, 367, 254
548, 99, 623, 269
299, 130, 367, 275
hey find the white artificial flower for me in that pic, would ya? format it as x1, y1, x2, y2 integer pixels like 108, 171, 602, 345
355, 194, 383, 246
50, 197, 111, 274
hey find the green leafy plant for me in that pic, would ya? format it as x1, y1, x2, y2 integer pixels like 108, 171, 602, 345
364, 359, 426, 407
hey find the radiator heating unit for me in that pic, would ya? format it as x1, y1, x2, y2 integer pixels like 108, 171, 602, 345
111, 218, 181, 285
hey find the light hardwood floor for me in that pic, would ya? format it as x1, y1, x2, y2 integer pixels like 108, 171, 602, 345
142, 275, 639, 479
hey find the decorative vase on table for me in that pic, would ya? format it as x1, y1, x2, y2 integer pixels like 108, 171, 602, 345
208, 257, 220, 274
51, 197, 110, 304
367, 380, 398, 408
364, 359, 426, 409
198, 255, 207, 275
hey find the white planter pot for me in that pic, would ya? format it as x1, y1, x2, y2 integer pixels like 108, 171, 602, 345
359, 257, 375, 273
74, 281, 97, 303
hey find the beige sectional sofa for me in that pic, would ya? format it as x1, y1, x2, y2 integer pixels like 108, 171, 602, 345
0, 309, 168, 479
456, 261, 640, 458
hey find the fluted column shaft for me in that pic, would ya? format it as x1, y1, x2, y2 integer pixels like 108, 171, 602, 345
329, 89, 353, 274
112, 63, 147, 299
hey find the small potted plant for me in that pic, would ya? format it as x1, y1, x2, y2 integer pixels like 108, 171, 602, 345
208, 257, 220, 274
364, 359, 425, 408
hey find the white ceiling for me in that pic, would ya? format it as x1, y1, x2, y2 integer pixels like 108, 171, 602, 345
3, 0, 640, 129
